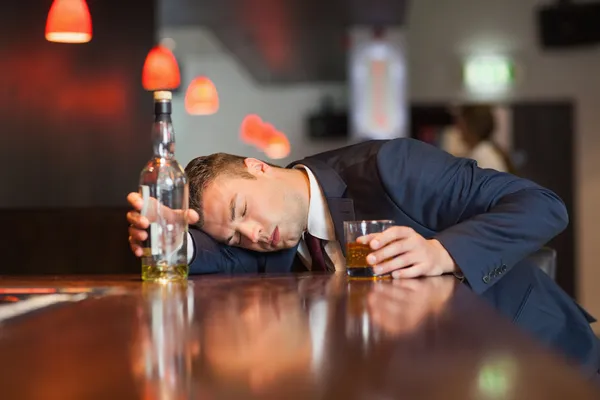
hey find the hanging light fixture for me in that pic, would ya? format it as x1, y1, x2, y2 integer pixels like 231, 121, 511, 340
259, 123, 278, 149
185, 77, 219, 115
264, 131, 291, 160
142, 45, 181, 91
45, 0, 93, 44
240, 114, 264, 145
239, 115, 290, 158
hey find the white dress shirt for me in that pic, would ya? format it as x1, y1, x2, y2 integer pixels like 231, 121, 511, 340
187, 165, 346, 270
293, 165, 346, 271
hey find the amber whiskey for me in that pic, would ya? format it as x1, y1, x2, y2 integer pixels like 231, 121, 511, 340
346, 242, 377, 278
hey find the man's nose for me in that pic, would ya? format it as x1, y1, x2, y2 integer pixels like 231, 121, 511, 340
238, 222, 263, 243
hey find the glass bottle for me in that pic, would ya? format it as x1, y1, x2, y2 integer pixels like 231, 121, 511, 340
139, 91, 189, 282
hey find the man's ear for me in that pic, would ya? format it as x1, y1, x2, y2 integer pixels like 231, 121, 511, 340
244, 158, 270, 175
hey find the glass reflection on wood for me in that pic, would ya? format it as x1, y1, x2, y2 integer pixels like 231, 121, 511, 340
0, 273, 596, 398
115, 274, 597, 399
133, 282, 195, 399
191, 275, 459, 397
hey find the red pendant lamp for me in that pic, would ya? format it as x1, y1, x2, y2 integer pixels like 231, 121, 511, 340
142, 45, 181, 91
185, 77, 219, 115
45, 0, 92, 43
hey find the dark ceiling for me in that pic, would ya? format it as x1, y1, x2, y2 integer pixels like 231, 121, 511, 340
159, 0, 409, 83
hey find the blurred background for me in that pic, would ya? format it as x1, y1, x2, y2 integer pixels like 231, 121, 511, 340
1, 0, 599, 332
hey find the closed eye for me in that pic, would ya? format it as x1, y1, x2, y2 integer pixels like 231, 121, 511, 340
226, 200, 247, 245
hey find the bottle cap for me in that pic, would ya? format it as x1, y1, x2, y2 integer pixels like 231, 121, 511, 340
154, 91, 172, 101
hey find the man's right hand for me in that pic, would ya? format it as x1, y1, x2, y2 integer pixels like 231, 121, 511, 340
126, 192, 200, 257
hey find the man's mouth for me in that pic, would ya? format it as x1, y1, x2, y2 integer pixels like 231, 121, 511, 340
270, 226, 280, 246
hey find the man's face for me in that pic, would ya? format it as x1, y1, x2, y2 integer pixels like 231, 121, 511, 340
201, 159, 308, 252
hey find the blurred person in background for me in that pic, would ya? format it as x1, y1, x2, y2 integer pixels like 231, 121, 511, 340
454, 104, 516, 174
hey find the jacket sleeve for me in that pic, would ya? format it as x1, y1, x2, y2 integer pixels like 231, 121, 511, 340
188, 227, 265, 275
377, 139, 568, 294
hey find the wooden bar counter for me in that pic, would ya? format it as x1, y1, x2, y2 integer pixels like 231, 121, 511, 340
0, 273, 597, 399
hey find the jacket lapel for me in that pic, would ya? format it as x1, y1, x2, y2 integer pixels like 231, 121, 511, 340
287, 158, 355, 257
327, 198, 355, 257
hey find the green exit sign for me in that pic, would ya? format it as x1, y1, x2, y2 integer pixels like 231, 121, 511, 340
463, 56, 515, 92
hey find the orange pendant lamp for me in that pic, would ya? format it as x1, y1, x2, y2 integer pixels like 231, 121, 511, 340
45, 0, 93, 43
264, 131, 291, 160
185, 77, 219, 115
142, 45, 181, 91
240, 114, 265, 145
239, 115, 290, 158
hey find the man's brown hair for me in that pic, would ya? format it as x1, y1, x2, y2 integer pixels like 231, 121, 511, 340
457, 104, 496, 141
185, 153, 257, 228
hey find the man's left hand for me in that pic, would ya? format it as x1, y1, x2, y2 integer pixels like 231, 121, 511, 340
357, 226, 459, 279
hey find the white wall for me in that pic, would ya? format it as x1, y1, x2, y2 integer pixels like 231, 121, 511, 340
407, 0, 600, 331
159, 27, 350, 168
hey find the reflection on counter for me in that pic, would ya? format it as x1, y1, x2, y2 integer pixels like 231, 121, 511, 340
195, 278, 319, 398
130, 274, 462, 398
123, 274, 591, 399
133, 281, 196, 400
475, 354, 518, 399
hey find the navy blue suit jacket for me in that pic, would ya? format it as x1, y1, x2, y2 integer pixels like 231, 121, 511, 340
187, 138, 599, 377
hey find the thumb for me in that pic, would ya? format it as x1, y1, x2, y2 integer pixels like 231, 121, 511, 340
186, 209, 200, 225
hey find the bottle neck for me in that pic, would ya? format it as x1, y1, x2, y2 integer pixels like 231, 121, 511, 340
152, 101, 175, 159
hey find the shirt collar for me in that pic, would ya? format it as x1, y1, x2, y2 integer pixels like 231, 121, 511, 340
294, 164, 336, 241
